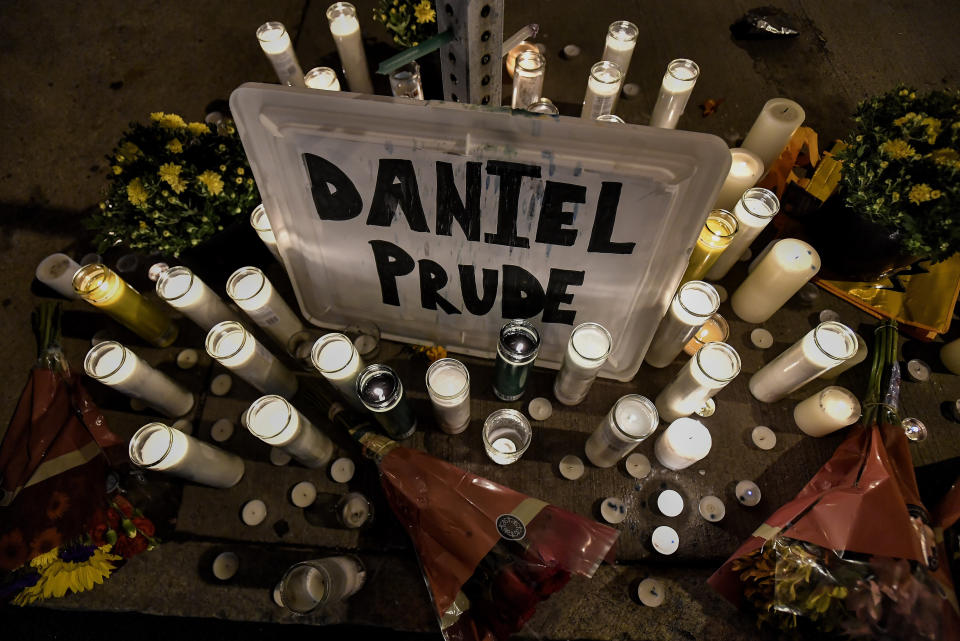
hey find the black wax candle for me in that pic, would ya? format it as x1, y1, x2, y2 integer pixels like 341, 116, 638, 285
492, 320, 541, 402
357, 364, 416, 439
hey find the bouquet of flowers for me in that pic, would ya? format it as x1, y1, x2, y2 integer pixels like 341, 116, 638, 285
372, 0, 437, 48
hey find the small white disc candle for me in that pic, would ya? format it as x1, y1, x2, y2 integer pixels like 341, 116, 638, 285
820, 334, 867, 380
751, 426, 777, 450
750, 328, 774, 349
554, 322, 613, 405
585, 395, 659, 468
654, 418, 712, 471
270, 447, 292, 466
172, 419, 193, 435
242, 499, 268, 526
36, 253, 81, 299
707, 188, 780, 281
312, 334, 366, 412
562, 44, 581, 58
793, 386, 861, 437
129, 422, 244, 488
330, 457, 355, 483
304, 66, 341, 91
657, 490, 684, 517
712, 148, 765, 212
212, 552, 239, 580
256, 21, 306, 87
655, 342, 741, 422
206, 321, 299, 398
426, 358, 471, 434
600, 497, 627, 524
291, 481, 318, 508
211, 418, 234, 442
338, 492, 373, 528
731, 238, 820, 324
645, 281, 720, 368
249, 203, 282, 262
941, 337, 960, 375
528, 397, 553, 421
326, 2, 374, 94
559, 455, 585, 480
177, 348, 199, 369
651, 526, 679, 555
698, 495, 726, 522
649, 58, 699, 129
637, 578, 665, 607
906, 359, 931, 383
210, 373, 233, 396
581, 61, 623, 120
625, 453, 651, 479
742, 98, 806, 173
227, 266, 305, 352
735, 480, 762, 507
157, 266, 239, 332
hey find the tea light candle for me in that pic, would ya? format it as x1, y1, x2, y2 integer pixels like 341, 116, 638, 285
256, 21, 306, 87
483, 409, 532, 465
559, 455, 585, 480
270, 447, 292, 466
600, 497, 627, 524
941, 337, 960, 375
683, 313, 729, 356
637, 578, 665, 607
250, 204, 282, 262
554, 322, 613, 405
246, 395, 335, 468
311, 333, 366, 411
213, 552, 239, 580
357, 364, 417, 440
625, 453, 651, 479
735, 480, 762, 507
649, 59, 699, 129
36, 253, 81, 299
73, 263, 178, 347
227, 267, 305, 352
330, 457, 355, 483
655, 342, 741, 422
742, 98, 806, 173
712, 148, 764, 212
425, 358, 471, 434
680, 210, 739, 284
338, 492, 373, 528
751, 425, 777, 450
698, 495, 725, 522
793, 386, 861, 437
654, 418, 712, 471
749, 322, 857, 403
210, 373, 233, 396
645, 281, 720, 368
304, 66, 341, 91
493, 320, 540, 402
157, 266, 239, 332
906, 359, 931, 383
602, 21, 639, 80
750, 328, 774, 349
291, 481, 318, 508
528, 397, 553, 421
651, 525, 679, 555
326, 2, 373, 94
657, 490, 684, 517
205, 321, 299, 398
129, 422, 244, 488
211, 418, 234, 442
731, 239, 821, 324
242, 499, 267, 526
511, 50, 546, 110
177, 348, 199, 369
707, 189, 780, 281
820, 334, 867, 379
581, 61, 623, 120
84, 341, 194, 417
585, 395, 659, 468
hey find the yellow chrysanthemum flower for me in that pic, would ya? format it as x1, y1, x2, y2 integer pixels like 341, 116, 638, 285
930, 148, 960, 166
236, 167, 244, 175
158, 163, 186, 193
127, 178, 148, 207
879, 138, 916, 160
219, 164, 227, 171
921, 116, 942, 143
891, 192, 900, 202
158, 113, 187, 129
235, 176, 243, 184
908, 183, 940, 205
899, 89, 909, 96
166, 138, 183, 153
414, 0, 435, 24
150, 111, 165, 121
196, 170, 224, 196
187, 122, 209, 136
112, 165, 122, 175
119, 141, 140, 160
139, 220, 148, 230
893, 112, 917, 128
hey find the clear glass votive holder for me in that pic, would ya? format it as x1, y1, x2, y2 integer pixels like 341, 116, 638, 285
246, 395, 334, 468
277, 556, 366, 615
156, 265, 239, 331
205, 321, 299, 397
337, 492, 374, 529
645, 281, 720, 368
426, 358, 471, 434
483, 409, 532, 465
683, 312, 729, 356
357, 364, 416, 439
305, 66, 341, 91
581, 61, 623, 120
680, 209, 738, 284
511, 50, 546, 109
553, 322, 613, 406
655, 342, 741, 422
527, 98, 559, 114
256, 21, 306, 87
311, 333, 366, 411
493, 320, 541, 401
85, 341, 195, 418
649, 58, 699, 129
129, 422, 244, 488
584, 395, 658, 468
389, 61, 424, 99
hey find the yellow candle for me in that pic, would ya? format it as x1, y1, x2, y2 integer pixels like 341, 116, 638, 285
679, 210, 738, 284
73, 264, 177, 347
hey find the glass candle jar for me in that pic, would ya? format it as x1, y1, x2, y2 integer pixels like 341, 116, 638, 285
311, 333, 366, 411
73, 263, 178, 347
337, 492, 374, 529
649, 58, 699, 129
793, 386, 861, 437
129, 422, 244, 488
655, 342, 741, 422
749, 321, 858, 403
85, 341, 194, 418
305, 66, 341, 91
246, 395, 334, 468
511, 50, 546, 110
713, 148, 765, 211
680, 210, 738, 284
226, 266, 306, 353
357, 364, 416, 439
683, 312, 729, 356
553, 322, 613, 406
425, 358, 471, 434
584, 394, 658, 468
645, 281, 720, 368
706, 188, 780, 281
653, 417, 712, 471
602, 21, 639, 80
482, 409, 532, 465
256, 21, 306, 87
493, 320, 541, 401
581, 61, 623, 120
527, 97, 559, 114
326, 2, 373, 93
205, 321, 299, 397
389, 61, 424, 99
156, 265, 239, 331
250, 203, 281, 262
277, 556, 366, 615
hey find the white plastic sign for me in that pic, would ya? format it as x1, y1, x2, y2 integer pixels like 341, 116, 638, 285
230, 85, 730, 381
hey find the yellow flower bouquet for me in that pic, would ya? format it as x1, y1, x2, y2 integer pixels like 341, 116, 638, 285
372, 0, 436, 48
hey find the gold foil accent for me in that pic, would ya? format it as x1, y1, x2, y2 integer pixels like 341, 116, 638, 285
511, 498, 548, 526
439, 591, 471, 630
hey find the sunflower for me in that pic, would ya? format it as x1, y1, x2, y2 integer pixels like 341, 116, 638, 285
13, 544, 121, 605
29, 527, 62, 558
46, 491, 70, 521
0, 529, 29, 571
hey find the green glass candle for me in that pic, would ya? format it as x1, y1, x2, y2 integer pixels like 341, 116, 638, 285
493, 320, 541, 402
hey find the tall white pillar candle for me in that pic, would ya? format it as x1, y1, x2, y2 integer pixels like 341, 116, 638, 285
649, 59, 699, 129
820, 334, 868, 380
655, 342, 741, 422
85, 341, 194, 417
553, 322, 613, 405
713, 148, 765, 212
205, 321, 298, 397
226, 266, 305, 352
156, 265, 239, 331
256, 22, 306, 87
36, 253, 81, 299
425, 358, 471, 434
311, 333, 366, 411
602, 21, 638, 80
250, 203, 282, 262
749, 322, 857, 403
654, 418, 712, 470
645, 281, 720, 368
793, 386, 861, 437
326, 2, 373, 94
581, 61, 623, 120
584, 394, 659, 468
511, 51, 546, 110
742, 98, 806, 173
707, 188, 780, 281
246, 395, 334, 468
129, 422, 244, 487
941, 337, 960, 375
731, 239, 820, 323
305, 66, 342, 91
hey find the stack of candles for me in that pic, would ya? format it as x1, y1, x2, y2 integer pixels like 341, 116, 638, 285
326, 2, 373, 94
129, 422, 244, 488
645, 281, 720, 368
84, 341, 194, 417
553, 322, 613, 406
245, 395, 334, 468
706, 189, 780, 281
680, 210, 738, 284
156, 265, 239, 331
205, 321, 299, 397
731, 239, 820, 323
226, 266, 306, 352
649, 59, 699, 129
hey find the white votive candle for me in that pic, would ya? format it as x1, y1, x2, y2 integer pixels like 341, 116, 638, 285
338, 492, 373, 528
559, 455, 585, 480
941, 337, 960, 375
657, 490, 684, 517
291, 481, 318, 508
85, 341, 194, 417
706, 189, 780, 281
426, 358, 471, 434
511, 51, 546, 110
654, 417, 712, 471
600, 497, 627, 524
205, 321, 299, 397
246, 395, 334, 468
129, 422, 244, 487
554, 322, 613, 405
36, 253, 81, 299
742, 98, 805, 173
645, 281, 720, 368
649, 58, 699, 129
330, 457, 355, 483
311, 333, 366, 411
602, 21, 639, 81
250, 203, 282, 262
655, 342, 740, 422
637, 578, 665, 607
749, 322, 857, 403
227, 266, 305, 352
581, 61, 623, 120
731, 239, 820, 323
698, 495, 725, 522
651, 525, 679, 555
820, 334, 868, 380
585, 395, 659, 468
326, 2, 373, 94
256, 21, 306, 87
157, 265, 239, 331
305, 66, 342, 91
793, 386, 861, 437
712, 148, 765, 212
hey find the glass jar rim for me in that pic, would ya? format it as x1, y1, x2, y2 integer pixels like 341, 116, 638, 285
226, 266, 267, 303
356, 364, 402, 409
84, 340, 129, 380
704, 209, 738, 238
515, 50, 545, 72
570, 322, 613, 363
498, 319, 541, 363
256, 21, 288, 43
425, 358, 470, 400
607, 20, 639, 42
813, 321, 857, 361
129, 422, 174, 468
482, 409, 532, 448
310, 333, 357, 374
206, 321, 248, 360
738, 188, 780, 221
249, 203, 271, 232
694, 341, 741, 382
817, 386, 862, 419
326, 1, 357, 20
72, 263, 113, 299
590, 60, 623, 84
279, 561, 331, 613
610, 394, 658, 441
666, 58, 699, 82
676, 281, 720, 319
156, 265, 196, 302
247, 394, 295, 440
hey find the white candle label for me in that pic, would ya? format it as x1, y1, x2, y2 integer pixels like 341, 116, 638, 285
246, 306, 282, 326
